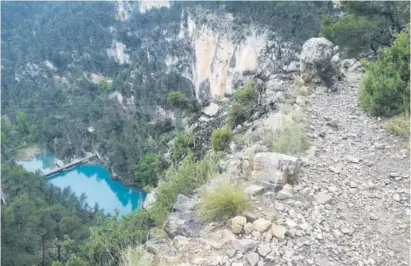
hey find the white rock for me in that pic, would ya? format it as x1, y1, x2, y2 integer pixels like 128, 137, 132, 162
296, 96, 306, 106
340, 226, 353, 235
244, 223, 254, 235
246, 252, 260, 266
274, 202, 285, 211
299, 223, 312, 232
369, 214, 379, 220
202, 102, 219, 117
227, 249, 236, 258
173, 236, 189, 248
245, 185, 265, 196
331, 53, 340, 64
315, 192, 333, 204
374, 142, 385, 150
234, 239, 258, 254
252, 152, 299, 190
329, 164, 343, 174
286, 219, 298, 229
277, 184, 295, 200
231, 216, 247, 234
393, 194, 401, 202
206, 229, 236, 250
271, 224, 287, 240
346, 155, 360, 163
257, 243, 271, 257
253, 218, 272, 233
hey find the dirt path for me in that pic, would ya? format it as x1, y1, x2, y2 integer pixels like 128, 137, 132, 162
301, 71, 410, 265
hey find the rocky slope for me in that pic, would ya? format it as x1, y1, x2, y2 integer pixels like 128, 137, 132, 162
141, 39, 410, 266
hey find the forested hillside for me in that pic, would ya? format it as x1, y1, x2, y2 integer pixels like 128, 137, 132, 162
6, 1, 394, 265
1, 1, 335, 182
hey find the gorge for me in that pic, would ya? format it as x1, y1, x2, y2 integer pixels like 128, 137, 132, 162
1, 1, 409, 266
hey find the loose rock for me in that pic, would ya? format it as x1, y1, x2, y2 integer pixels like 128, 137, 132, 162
257, 243, 271, 257
315, 192, 333, 204
244, 223, 253, 235
329, 164, 343, 174
271, 224, 287, 240
245, 185, 265, 196
246, 252, 260, 266
277, 184, 295, 200
231, 216, 247, 234
346, 155, 360, 163
253, 218, 271, 233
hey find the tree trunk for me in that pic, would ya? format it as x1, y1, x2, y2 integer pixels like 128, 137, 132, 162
57, 244, 61, 262
42, 235, 45, 266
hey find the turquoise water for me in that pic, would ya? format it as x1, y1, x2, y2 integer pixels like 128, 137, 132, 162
17, 154, 146, 217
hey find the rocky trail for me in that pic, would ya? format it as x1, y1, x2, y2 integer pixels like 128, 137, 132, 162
145, 48, 410, 266
297, 71, 410, 265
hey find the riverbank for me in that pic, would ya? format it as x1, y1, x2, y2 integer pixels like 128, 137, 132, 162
14, 145, 42, 160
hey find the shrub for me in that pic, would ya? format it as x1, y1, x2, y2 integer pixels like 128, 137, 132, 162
292, 76, 310, 96
211, 128, 233, 151
150, 153, 218, 226
359, 28, 410, 117
172, 132, 194, 163
167, 90, 186, 109
143, 185, 153, 193
133, 153, 162, 188
235, 80, 256, 103
120, 246, 153, 266
199, 179, 249, 222
384, 114, 410, 139
99, 80, 113, 91
227, 79, 257, 127
263, 121, 309, 155
227, 101, 252, 127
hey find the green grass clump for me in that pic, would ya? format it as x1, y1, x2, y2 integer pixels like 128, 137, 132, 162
263, 121, 309, 155
227, 79, 257, 127
384, 114, 410, 139
149, 153, 218, 226
171, 132, 194, 163
211, 128, 233, 151
199, 179, 250, 222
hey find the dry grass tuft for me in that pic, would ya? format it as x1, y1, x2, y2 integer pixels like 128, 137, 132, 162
262, 120, 309, 155
199, 179, 250, 222
384, 114, 410, 139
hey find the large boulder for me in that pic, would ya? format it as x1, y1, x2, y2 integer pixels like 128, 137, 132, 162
164, 194, 210, 238
252, 152, 300, 191
300, 37, 340, 91
202, 102, 219, 117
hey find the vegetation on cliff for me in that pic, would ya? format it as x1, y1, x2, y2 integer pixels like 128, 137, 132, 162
321, 1, 410, 57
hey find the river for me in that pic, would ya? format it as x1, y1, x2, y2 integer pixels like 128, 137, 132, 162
16, 154, 146, 217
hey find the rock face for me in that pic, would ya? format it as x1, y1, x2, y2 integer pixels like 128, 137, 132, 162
300, 37, 340, 90
142, 188, 157, 209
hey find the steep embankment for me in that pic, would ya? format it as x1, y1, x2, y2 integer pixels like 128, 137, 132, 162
140, 40, 410, 265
